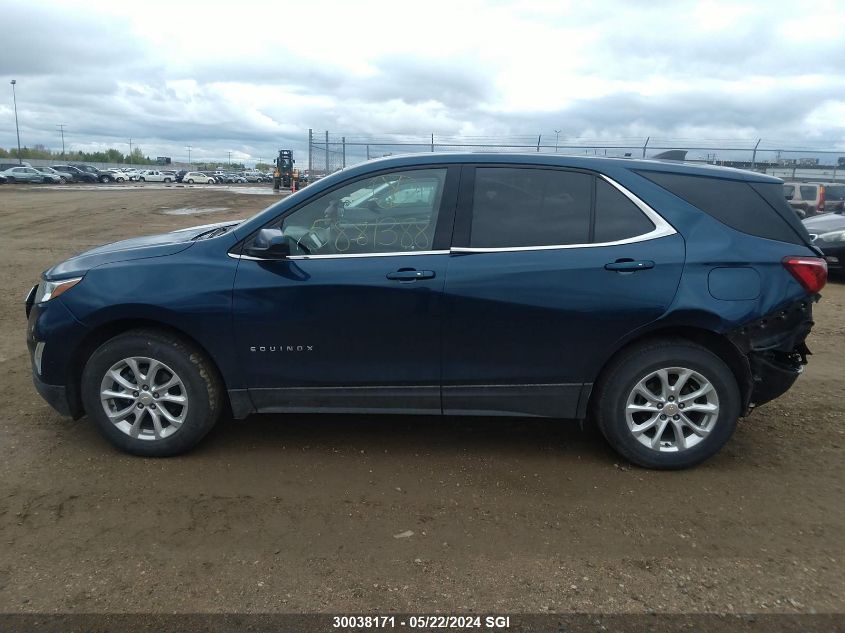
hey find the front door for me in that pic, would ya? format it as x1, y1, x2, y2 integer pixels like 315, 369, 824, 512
232, 165, 459, 414
442, 165, 685, 418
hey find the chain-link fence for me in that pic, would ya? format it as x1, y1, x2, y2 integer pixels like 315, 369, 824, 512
307, 130, 845, 182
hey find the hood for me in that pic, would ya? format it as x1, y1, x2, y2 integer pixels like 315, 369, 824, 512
45, 220, 240, 279
802, 212, 845, 235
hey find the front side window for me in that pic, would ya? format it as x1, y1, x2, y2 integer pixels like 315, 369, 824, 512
826, 185, 845, 201
469, 168, 591, 247
278, 168, 447, 255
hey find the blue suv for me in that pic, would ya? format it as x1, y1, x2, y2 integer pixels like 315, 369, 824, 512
25, 154, 826, 468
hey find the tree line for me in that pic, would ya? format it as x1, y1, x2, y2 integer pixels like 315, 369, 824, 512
0, 144, 157, 165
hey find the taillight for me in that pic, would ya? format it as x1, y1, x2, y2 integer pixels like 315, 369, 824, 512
783, 256, 827, 293
818, 185, 825, 212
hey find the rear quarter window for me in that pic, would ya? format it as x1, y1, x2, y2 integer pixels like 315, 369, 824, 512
635, 170, 808, 245
594, 179, 655, 242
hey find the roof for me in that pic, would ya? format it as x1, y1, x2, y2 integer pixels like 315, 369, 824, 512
338, 152, 781, 183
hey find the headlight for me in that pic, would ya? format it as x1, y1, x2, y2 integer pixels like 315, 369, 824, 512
34, 277, 83, 303
816, 230, 845, 243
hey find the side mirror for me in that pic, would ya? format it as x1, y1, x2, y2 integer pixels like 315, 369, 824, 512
244, 228, 291, 259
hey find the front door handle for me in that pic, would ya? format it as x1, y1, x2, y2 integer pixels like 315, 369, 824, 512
386, 269, 435, 281
604, 259, 655, 272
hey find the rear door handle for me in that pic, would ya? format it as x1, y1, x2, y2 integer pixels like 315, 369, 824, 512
386, 269, 435, 281
604, 259, 655, 272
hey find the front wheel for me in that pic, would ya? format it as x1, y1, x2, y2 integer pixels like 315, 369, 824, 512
164, 178, 171, 183
187, 178, 194, 184
139, 177, 145, 182
592, 338, 740, 469
81, 329, 223, 456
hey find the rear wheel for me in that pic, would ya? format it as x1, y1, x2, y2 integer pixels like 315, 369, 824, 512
593, 338, 740, 469
81, 329, 223, 457
164, 177, 171, 183
187, 178, 194, 183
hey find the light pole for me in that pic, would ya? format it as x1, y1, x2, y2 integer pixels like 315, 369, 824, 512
56, 124, 66, 157
227, 151, 231, 166
186, 145, 192, 166
10, 80, 22, 164
554, 129, 561, 153
128, 138, 133, 165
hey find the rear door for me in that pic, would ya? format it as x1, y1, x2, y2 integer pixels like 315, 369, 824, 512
442, 165, 685, 418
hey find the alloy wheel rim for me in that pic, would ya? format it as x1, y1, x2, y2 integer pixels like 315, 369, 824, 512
99, 356, 188, 441
624, 366, 719, 452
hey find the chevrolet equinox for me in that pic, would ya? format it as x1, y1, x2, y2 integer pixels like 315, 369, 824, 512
26, 154, 826, 468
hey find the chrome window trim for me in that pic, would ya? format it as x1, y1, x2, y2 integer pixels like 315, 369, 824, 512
230, 174, 676, 261
229, 249, 450, 261
452, 173, 676, 253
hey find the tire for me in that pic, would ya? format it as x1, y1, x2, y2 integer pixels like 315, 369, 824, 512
592, 338, 740, 470
81, 328, 223, 457
139, 177, 145, 182
164, 178, 171, 183
187, 178, 194, 184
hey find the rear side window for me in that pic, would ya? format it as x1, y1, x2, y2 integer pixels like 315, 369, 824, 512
800, 185, 817, 201
636, 170, 806, 245
594, 179, 655, 242
470, 168, 591, 247
783, 185, 795, 200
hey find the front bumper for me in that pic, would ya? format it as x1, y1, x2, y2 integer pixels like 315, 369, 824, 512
814, 243, 845, 270
27, 286, 88, 418
32, 372, 72, 416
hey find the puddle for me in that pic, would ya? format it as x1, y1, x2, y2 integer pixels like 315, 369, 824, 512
162, 207, 231, 215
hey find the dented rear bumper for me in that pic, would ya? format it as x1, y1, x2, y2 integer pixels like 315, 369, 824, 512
727, 296, 818, 413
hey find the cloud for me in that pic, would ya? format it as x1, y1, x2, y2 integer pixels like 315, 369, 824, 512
1, 0, 844, 166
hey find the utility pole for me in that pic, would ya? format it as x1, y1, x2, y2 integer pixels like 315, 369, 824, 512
128, 138, 132, 164
57, 124, 66, 157
10, 80, 22, 164
186, 145, 192, 166
554, 129, 561, 153
228, 151, 231, 166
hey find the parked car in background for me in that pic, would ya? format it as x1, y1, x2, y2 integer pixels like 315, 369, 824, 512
35, 166, 72, 183
120, 168, 140, 181
175, 170, 188, 183
783, 182, 845, 218
227, 173, 247, 183
0, 161, 32, 171
0, 173, 7, 184
25, 153, 824, 468
804, 209, 845, 274
104, 169, 129, 182
183, 171, 215, 184
137, 170, 174, 183
2, 166, 58, 183
52, 165, 98, 183
72, 164, 117, 183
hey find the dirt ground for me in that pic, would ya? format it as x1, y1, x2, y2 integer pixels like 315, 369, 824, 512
0, 183, 843, 615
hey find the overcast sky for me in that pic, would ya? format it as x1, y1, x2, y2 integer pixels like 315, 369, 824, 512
2, 0, 845, 167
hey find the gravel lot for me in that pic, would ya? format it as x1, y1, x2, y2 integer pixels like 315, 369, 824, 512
0, 184, 843, 615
